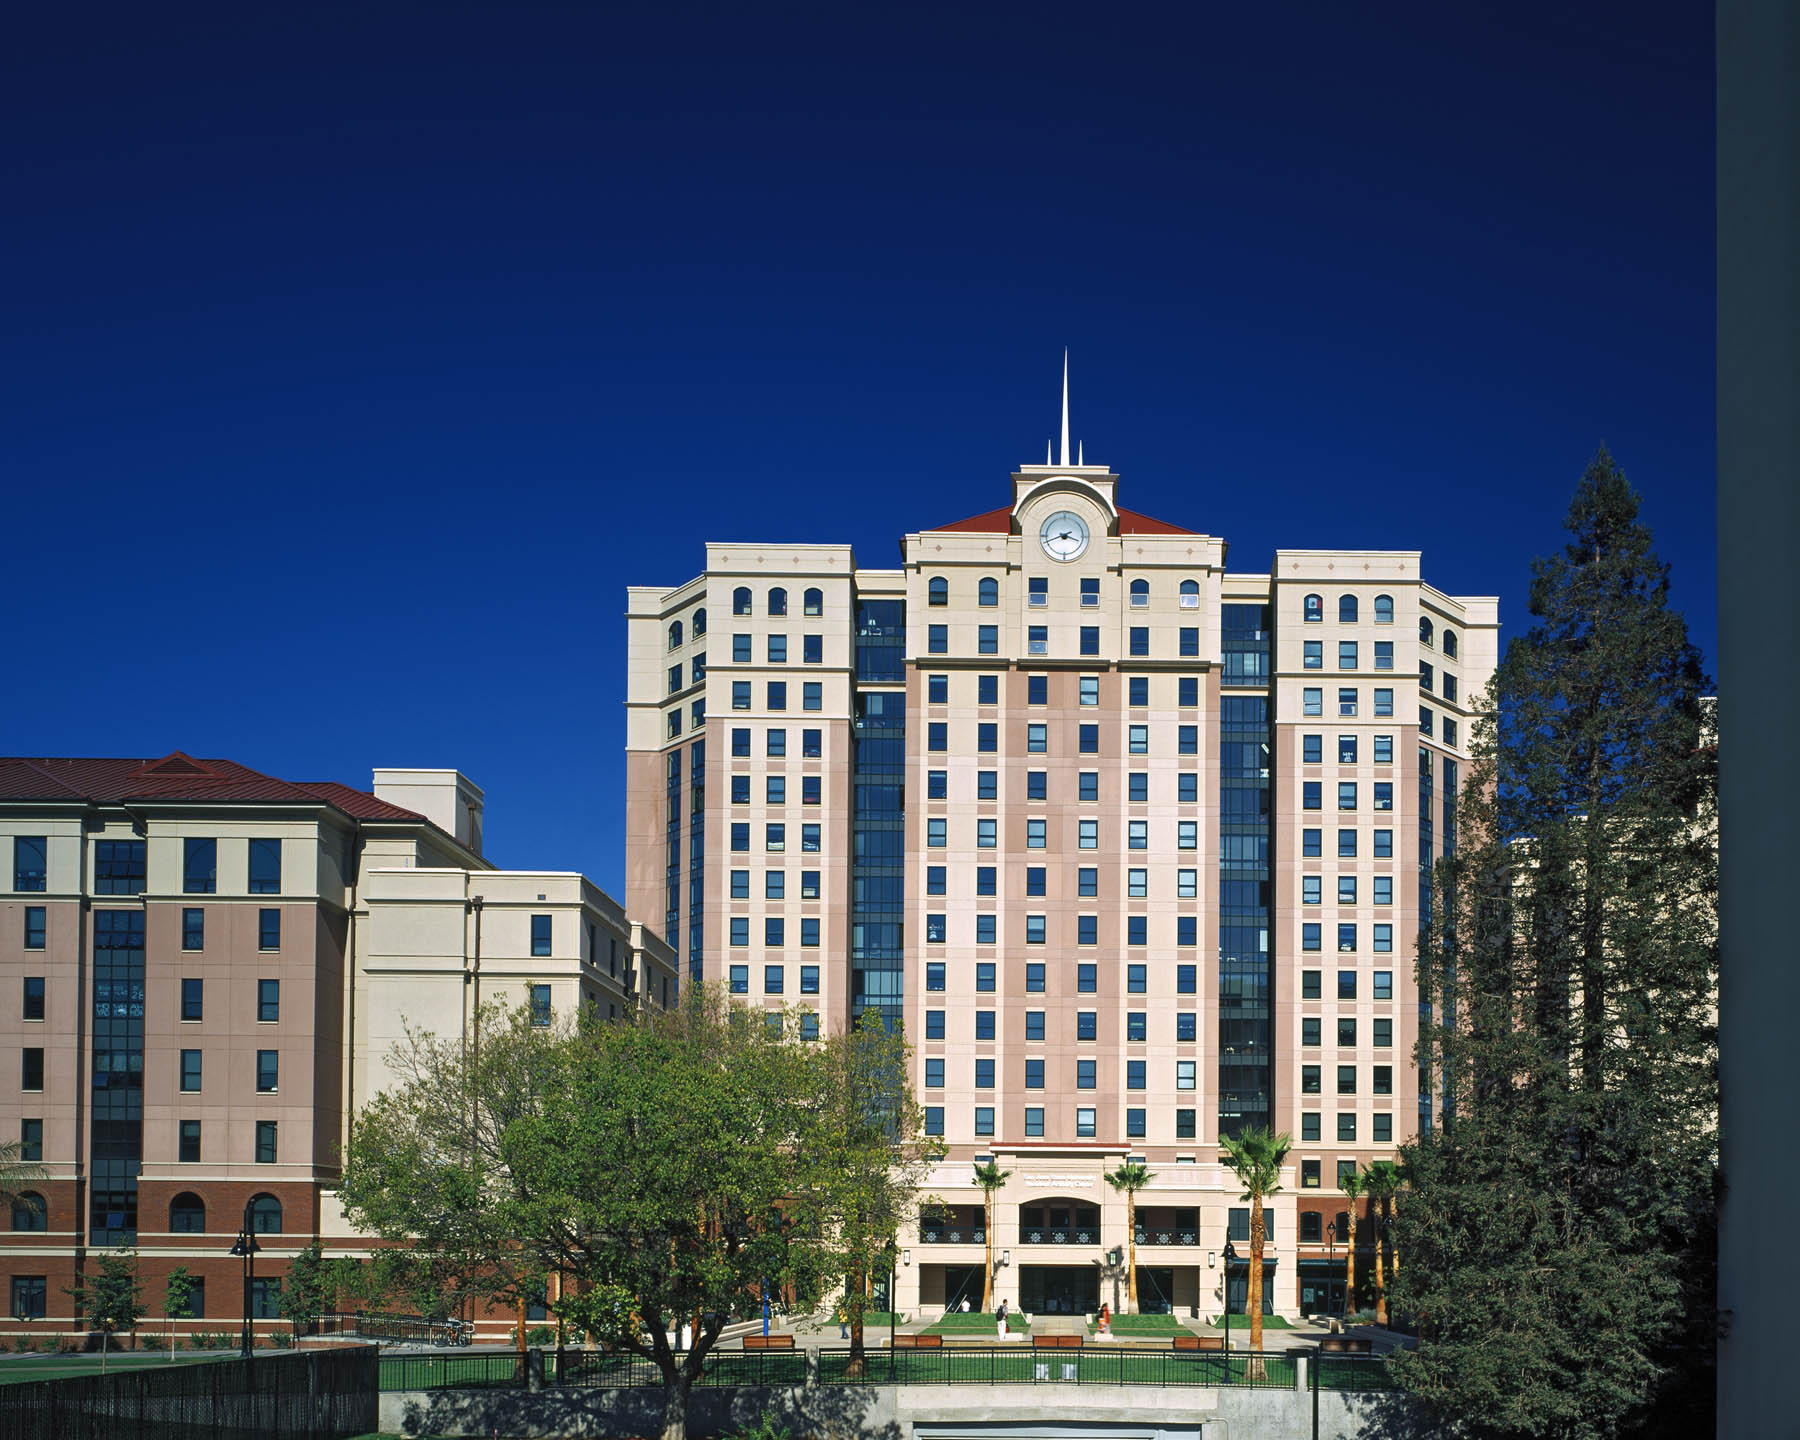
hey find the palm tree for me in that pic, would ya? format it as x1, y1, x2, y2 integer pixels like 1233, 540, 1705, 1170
1363, 1160, 1402, 1327
972, 1160, 1011, 1312
1104, 1161, 1153, 1313
1337, 1168, 1363, 1320
1218, 1126, 1291, 1366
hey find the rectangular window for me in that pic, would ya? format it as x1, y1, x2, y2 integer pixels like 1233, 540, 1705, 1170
1334, 830, 1356, 859
978, 625, 998, 655
766, 823, 786, 852
182, 838, 217, 895
21, 976, 44, 1022
976, 963, 996, 992
1373, 1113, 1393, 1143
1374, 782, 1393, 811
1339, 923, 1357, 952
976, 673, 1001, 705
1374, 688, 1394, 717
975, 1058, 995, 1089
1374, 1018, 1393, 1048
178, 907, 204, 951
767, 635, 787, 664
925, 914, 946, 944
803, 634, 822, 664
800, 918, 819, 947
252, 1118, 278, 1163
1302, 969, 1321, 999
1177, 915, 1196, 946
1339, 688, 1358, 716
924, 1058, 945, 1089
1076, 1059, 1096, 1089
764, 965, 785, 995
1022, 770, 1046, 802
1301, 1113, 1321, 1143
180, 978, 203, 1022
1028, 625, 1048, 655
767, 681, 787, 710
1078, 771, 1099, 802
1177, 964, 1196, 994
248, 838, 282, 894
1129, 626, 1149, 657
923, 1108, 944, 1137
1303, 688, 1323, 716
927, 624, 947, 654
256, 1050, 279, 1092
729, 964, 749, 993
1373, 1065, 1393, 1095
1420, 662, 1434, 692
1176, 1011, 1199, 1043
1339, 734, 1359, 765
927, 769, 948, 800
1123, 724, 1146, 755
1176, 1059, 1197, 1090
976, 867, 996, 896
1339, 876, 1358, 905
730, 917, 750, 947
1178, 725, 1198, 755
1178, 820, 1197, 850
1303, 1017, 1321, 1046
976, 722, 997, 753
1303, 923, 1321, 952
1124, 1011, 1147, 1042
1080, 626, 1100, 656
177, 1048, 201, 1091
1339, 1018, 1358, 1046
1302, 1065, 1321, 1094
1374, 829, 1393, 857
178, 1119, 201, 1163
1339, 782, 1357, 810
1374, 734, 1393, 764
734, 633, 752, 663
1304, 639, 1323, 670
1127, 676, 1150, 706
1338, 1113, 1358, 1143
1127, 964, 1147, 993
925, 1009, 945, 1039
1303, 734, 1322, 764
1338, 1066, 1357, 1095
1373, 971, 1392, 1000
974, 1107, 995, 1137
802, 728, 821, 757
1374, 924, 1393, 953
1027, 673, 1048, 704
800, 870, 819, 898
800, 965, 819, 994
976, 1011, 995, 1040
1303, 781, 1322, 811
1303, 875, 1321, 905
1374, 640, 1393, 670
1339, 641, 1358, 669
1301, 828, 1322, 858
766, 776, 786, 805
1373, 876, 1392, 905
977, 818, 997, 849
94, 839, 146, 895
1022, 1010, 1046, 1043
1079, 675, 1100, 706
11, 1277, 47, 1321
1076, 1107, 1097, 1138
1301, 1159, 1321, 1189
1025, 1106, 1045, 1137
802, 682, 821, 711
801, 775, 821, 806
1077, 963, 1097, 993
1172, 626, 1196, 657
1026, 866, 1046, 897
1017, 962, 1039, 994
258, 909, 280, 951
1077, 914, 1098, 946
1025, 914, 1046, 945
1080, 577, 1100, 608
1027, 723, 1047, 753
732, 728, 751, 756
530, 914, 552, 957
764, 917, 785, 947
1081, 819, 1101, 850
976, 914, 997, 945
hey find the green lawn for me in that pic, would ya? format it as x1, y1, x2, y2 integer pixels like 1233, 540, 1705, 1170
1090, 1313, 1192, 1336
818, 1348, 1297, 1387
1205, 1312, 1294, 1328
925, 1311, 1032, 1335
0, 1351, 235, 1385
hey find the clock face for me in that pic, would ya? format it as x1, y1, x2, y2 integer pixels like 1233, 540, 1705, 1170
1040, 510, 1090, 562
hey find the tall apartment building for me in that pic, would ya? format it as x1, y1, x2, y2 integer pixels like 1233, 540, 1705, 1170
627, 407, 1496, 1319
0, 754, 673, 1341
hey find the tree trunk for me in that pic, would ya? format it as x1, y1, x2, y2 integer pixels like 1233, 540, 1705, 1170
982, 1195, 994, 1310
1345, 1206, 1357, 1317
1125, 1192, 1138, 1312
658, 1366, 695, 1440
1247, 1197, 1265, 1379
1372, 1197, 1389, 1326
846, 1265, 866, 1378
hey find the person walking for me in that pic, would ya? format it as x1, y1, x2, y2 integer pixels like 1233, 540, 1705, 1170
996, 1299, 1008, 1340
835, 1302, 849, 1340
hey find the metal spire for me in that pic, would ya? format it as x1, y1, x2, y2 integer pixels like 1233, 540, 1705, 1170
1078, 440, 1084, 466
1059, 349, 1071, 467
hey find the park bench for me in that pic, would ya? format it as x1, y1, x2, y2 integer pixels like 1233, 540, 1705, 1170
1318, 1336, 1372, 1354
1032, 1333, 1083, 1349
743, 1333, 795, 1350
1171, 1334, 1224, 1352
893, 1333, 942, 1349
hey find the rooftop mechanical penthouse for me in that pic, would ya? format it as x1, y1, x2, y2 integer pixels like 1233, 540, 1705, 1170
625, 382, 1497, 1320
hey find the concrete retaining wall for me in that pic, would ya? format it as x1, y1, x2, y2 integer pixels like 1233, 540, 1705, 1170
381, 1375, 1427, 1439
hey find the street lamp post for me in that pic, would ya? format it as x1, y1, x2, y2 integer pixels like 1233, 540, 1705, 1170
228, 1199, 260, 1360
1325, 1220, 1339, 1322
1222, 1240, 1238, 1355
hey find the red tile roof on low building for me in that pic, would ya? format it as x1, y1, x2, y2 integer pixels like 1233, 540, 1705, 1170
0, 752, 427, 822
928, 505, 1198, 536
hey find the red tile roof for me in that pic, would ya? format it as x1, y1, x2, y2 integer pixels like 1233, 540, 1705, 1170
0, 753, 427, 822
928, 504, 1198, 536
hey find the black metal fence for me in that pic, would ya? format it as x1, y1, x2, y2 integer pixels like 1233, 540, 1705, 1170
1314, 1349, 1404, 1392
0, 1345, 379, 1440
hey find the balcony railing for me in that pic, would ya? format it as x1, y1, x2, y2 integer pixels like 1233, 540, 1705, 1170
1021, 1228, 1098, 1245
1134, 1229, 1200, 1247
917, 1227, 986, 1245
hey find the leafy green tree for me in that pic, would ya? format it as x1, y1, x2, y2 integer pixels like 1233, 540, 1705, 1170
343, 987, 909, 1440
971, 1160, 1011, 1311
809, 1016, 940, 1378
163, 1266, 196, 1357
1103, 1161, 1153, 1312
69, 1251, 146, 1368
1394, 450, 1717, 1439
279, 1242, 331, 1341
1218, 1126, 1290, 1363
0, 1139, 45, 1211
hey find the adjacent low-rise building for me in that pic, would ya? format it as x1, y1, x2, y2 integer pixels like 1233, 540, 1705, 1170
0, 754, 672, 1342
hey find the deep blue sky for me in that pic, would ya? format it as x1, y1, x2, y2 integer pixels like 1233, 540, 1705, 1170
3, 2, 1714, 893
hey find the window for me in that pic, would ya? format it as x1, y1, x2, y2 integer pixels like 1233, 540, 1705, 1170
1373, 876, 1392, 905
1076, 1059, 1097, 1090
1420, 661, 1435, 694
1303, 1017, 1321, 1046
1374, 1018, 1393, 1048
1179, 725, 1198, 754
1374, 640, 1393, 671
1119, 819, 1143, 850
800, 633, 822, 666
926, 769, 948, 802
1373, 971, 1392, 1000
1302, 1065, 1321, 1094
180, 978, 203, 1022
800, 870, 819, 899
178, 1121, 201, 1163
765, 587, 787, 616
1302, 734, 1322, 764
1374, 594, 1393, 624
1173, 1058, 1196, 1091
925, 914, 946, 944
976, 624, 999, 655
768, 729, 788, 757
923, 1108, 944, 1137
1338, 829, 1358, 858
1339, 782, 1357, 810
1302, 876, 1321, 905
1303, 688, 1322, 716
180, 1049, 201, 1091
1178, 772, 1198, 803
974, 1058, 995, 1090
767, 681, 787, 710
1077, 914, 1098, 946
1374, 829, 1393, 857
1128, 964, 1147, 993
1026, 723, 1048, 754
1303, 924, 1321, 952
1374, 688, 1393, 717
1130, 577, 1149, 607
976, 867, 996, 896
927, 624, 947, 654
732, 728, 751, 757
1125, 724, 1148, 755
923, 1010, 946, 1041
1374, 924, 1393, 953
1338, 923, 1357, 952
1026, 1010, 1045, 1042
11, 1193, 46, 1232
924, 1058, 945, 1089
1021, 769, 1046, 803
1077, 963, 1097, 993
256, 1120, 279, 1163
1420, 616, 1434, 647
766, 823, 786, 851
1338, 1113, 1358, 1143
22, 904, 45, 950
1302, 969, 1322, 999
1373, 1065, 1393, 1095
94, 839, 146, 895
1303, 593, 1323, 622
1442, 627, 1458, 658
729, 963, 749, 992
12, 837, 47, 892
177, 907, 204, 951
1338, 1066, 1357, 1095
765, 776, 785, 805
798, 586, 822, 617
1339, 733, 1361, 764
1026, 867, 1046, 896
1027, 624, 1048, 656
1301, 1160, 1321, 1189
1179, 577, 1200, 607
977, 723, 997, 753
1339, 688, 1358, 716
1303, 782, 1321, 811
247, 839, 281, 895
764, 965, 785, 995
1373, 1113, 1393, 1143
1444, 718, 1459, 747
1301, 1113, 1322, 1144
973, 1107, 995, 1137
1080, 626, 1100, 656
927, 576, 948, 607
1302, 829, 1321, 858
258, 908, 281, 951
1339, 594, 1359, 624
256, 1050, 279, 1092
977, 819, 997, 849
1177, 820, 1198, 850
1025, 962, 1045, 993
175, 837, 218, 896
976, 964, 996, 992
1177, 964, 1196, 994
1027, 673, 1047, 704
529, 914, 552, 957
19, 1118, 42, 1163
1128, 626, 1149, 657
975, 1010, 996, 1040
1339, 876, 1358, 905
1304, 640, 1322, 670
801, 681, 821, 711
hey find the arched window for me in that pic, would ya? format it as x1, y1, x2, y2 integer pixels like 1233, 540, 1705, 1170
1442, 629, 1458, 658
11, 1193, 46, 1232
170, 1193, 206, 1233
1303, 594, 1323, 623
978, 577, 999, 608
1179, 579, 1200, 608
928, 576, 948, 607
1130, 578, 1150, 608
768, 587, 788, 616
732, 587, 752, 616
1339, 594, 1358, 624
692, 608, 707, 637
803, 588, 823, 616
1373, 594, 1394, 625
1420, 616, 1435, 647
667, 620, 683, 651
249, 1194, 282, 1235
